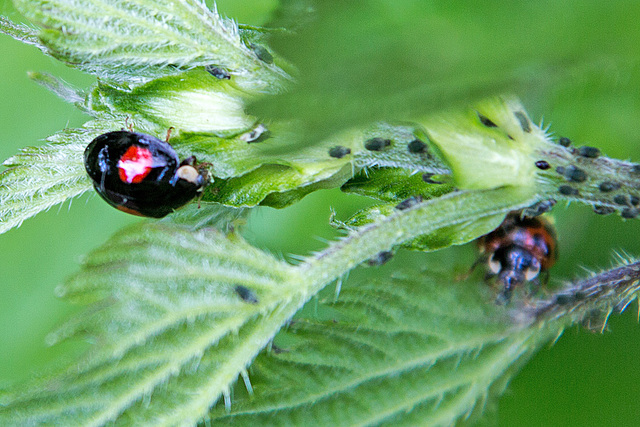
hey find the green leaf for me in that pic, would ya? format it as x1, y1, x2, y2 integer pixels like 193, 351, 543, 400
341, 167, 453, 203
1, 221, 302, 426
0, 16, 46, 51
0, 185, 537, 425
0, 130, 93, 234
252, 0, 640, 141
194, 121, 448, 208
14, 0, 291, 92
87, 69, 256, 138
209, 257, 640, 425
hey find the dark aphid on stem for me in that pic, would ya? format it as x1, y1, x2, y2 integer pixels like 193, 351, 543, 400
621, 208, 639, 219
513, 111, 531, 133
613, 195, 629, 205
563, 165, 588, 183
367, 251, 393, 266
249, 43, 273, 64
578, 146, 601, 158
475, 212, 557, 304
477, 112, 497, 128
407, 139, 427, 154
205, 65, 231, 80
234, 285, 259, 304
522, 199, 556, 217
558, 185, 579, 196
328, 146, 351, 158
598, 181, 621, 193
535, 160, 550, 170
395, 195, 423, 210
593, 205, 616, 215
558, 137, 572, 147
364, 137, 391, 151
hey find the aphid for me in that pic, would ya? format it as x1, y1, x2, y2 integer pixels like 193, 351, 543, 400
535, 160, 550, 170
578, 146, 600, 158
395, 195, 423, 210
84, 130, 209, 218
477, 112, 497, 127
205, 65, 231, 80
407, 139, 427, 154
522, 199, 556, 217
234, 285, 259, 304
328, 146, 351, 158
476, 212, 557, 304
513, 111, 531, 132
367, 251, 393, 266
364, 137, 391, 151
563, 165, 588, 183
558, 185, 579, 196
558, 137, 571, 147
598, 181, 621, 192
249, 43, 273, 64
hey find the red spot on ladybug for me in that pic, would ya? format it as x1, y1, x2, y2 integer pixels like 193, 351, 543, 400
476, 212, 557, 304
117, 145, 153, 184
84, 130, 210, 218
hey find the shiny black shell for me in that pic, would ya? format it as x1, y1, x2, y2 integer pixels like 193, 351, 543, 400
84, 131, 206, 218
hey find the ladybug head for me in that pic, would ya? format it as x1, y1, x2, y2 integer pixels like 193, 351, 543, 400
488, 245, 541, 303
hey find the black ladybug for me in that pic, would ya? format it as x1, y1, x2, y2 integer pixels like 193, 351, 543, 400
84, 130, 209, 218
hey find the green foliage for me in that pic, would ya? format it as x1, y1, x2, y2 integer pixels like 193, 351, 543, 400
253, 0, 640, 140
2, 0, 640, 426
0, 130, 93, 233
12, 0, 290, 92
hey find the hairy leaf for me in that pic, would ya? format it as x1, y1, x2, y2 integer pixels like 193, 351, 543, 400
14, 0, 291, 91
0, 130, 94, 233
253, 0, 640, 140
0, 185, 538, 425
209, 258, 640, 425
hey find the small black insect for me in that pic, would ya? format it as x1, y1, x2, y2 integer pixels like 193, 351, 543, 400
598, 181, 621, 192
234, 285, 259, 304
205, 65, 231, 80
593, 205, 616, 215
328, 146, 351, 159
395, 196, 423, 210
578, 146, 600, 158
563, 165, 588, 183
558, 137, 572, 147
367, 251, 393, 266
535, 160, 550, 170
407, 139, 427, 154
364, 137, 391, 151
477, 113, 497, 128
558, 185, 579, 196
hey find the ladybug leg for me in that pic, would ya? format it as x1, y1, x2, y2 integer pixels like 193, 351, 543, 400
525, 276, 542, 298
180, 156, 197, 167
165, 126, 176, 143
495, 283, 515, 305
124, 117, 134, 132
456, 255, 486, 281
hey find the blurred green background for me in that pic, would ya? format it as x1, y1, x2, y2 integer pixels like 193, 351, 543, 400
2, 0, 640, 425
